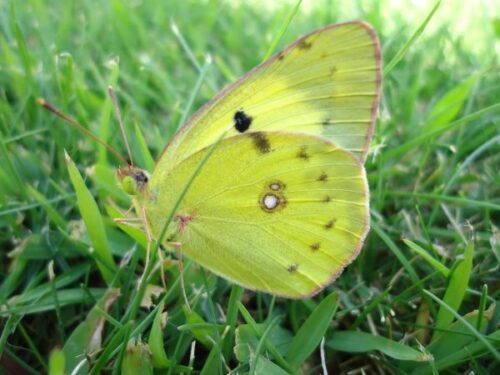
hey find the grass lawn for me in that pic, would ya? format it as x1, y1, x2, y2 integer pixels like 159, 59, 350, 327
1, 0, 499, 373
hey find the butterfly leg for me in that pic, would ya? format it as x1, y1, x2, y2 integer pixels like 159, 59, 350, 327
138, 206, 152, 286
113, 217, 142, 225
139, 206, 166, 289
170, 241, 191, 312
113, 204, 142, 227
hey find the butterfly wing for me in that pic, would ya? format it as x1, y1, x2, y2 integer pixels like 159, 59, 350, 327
143, 133, 368, 298
154, 21, 381, 186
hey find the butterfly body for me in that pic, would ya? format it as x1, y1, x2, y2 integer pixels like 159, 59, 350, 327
120, 21, 381, 298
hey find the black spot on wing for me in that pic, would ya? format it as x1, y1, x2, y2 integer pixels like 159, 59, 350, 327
277, 51, 285, 61
323, 196, 331, 203
234, 110, 252, 133
250, 132, 271, 153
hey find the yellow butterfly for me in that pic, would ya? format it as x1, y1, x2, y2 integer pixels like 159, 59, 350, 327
119, 21, 381, 299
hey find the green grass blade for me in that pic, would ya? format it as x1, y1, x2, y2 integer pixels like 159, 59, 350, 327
98, 61, 120, 165
372, 221, 420, 283
48, 348, 65, 375
383, 0, 441, 76
476, 284, 488, 331
170, 22, 217, 92
89, 321, 134, 375
424, 74, 478, 131
387, 191, 500, 211
404, 239, 450, 277
176, 56, 212, 130
383, 103, 500, 160
427, 303, 496, 361
1, 288, 106, 316
237, 302, 296, 374
285, 291, 339, 369
262, 0, 302, 61
134, 122, 155, 171
65, 151, 117, 283
424, 290, 500, 361
27, 186, 67, 229
222, 285, 243, 360
431, 242, 473, 343
250, 316, 282, 375
328, 331, 433, 362
416, 330, 500, 375
121, 340, 154, 375
253, 355, 290, 375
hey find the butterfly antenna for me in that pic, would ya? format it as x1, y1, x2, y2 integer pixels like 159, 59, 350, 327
37, 98, 129, 165
108, 86, 134, 166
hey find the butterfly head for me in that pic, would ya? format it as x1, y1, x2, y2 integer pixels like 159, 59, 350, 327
117, 165, 150, 196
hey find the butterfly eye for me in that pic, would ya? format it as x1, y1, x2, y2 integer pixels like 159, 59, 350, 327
121, 175, 138, 195
135, 171, 149, 183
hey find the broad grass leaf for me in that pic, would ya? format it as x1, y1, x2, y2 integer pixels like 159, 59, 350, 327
63, 288, 120, 374
254, 355, 290, 375
328, 331, 433, 362
148, 301, 169, 368
427, 303, 495, 360
412, 330, 500, 375
425, 75, 478, 130
48, 347, 65, 375
122, 339, 154, 375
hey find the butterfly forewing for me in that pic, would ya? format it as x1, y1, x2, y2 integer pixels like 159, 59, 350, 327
154, 21, 381, 186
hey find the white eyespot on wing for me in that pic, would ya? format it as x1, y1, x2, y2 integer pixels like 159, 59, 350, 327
270, 183, 281, 191
263, 194, 279, 210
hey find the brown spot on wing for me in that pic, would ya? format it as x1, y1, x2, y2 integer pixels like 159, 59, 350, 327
298, 39, 312, 50
324, 219, 336, 230
310, 243, 320, 251
288, 263, 298, 273
175, 213, 195, 233
297, 146, 310, 160
321, 117, 332, 127
249, 132, 271, 153
318, 172, 328, 182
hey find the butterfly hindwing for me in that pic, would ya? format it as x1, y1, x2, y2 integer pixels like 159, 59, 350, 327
155, 21, 381, 183
144, 133, 368, 298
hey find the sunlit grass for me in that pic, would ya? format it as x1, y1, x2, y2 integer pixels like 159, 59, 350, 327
1, 0, 499, 373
